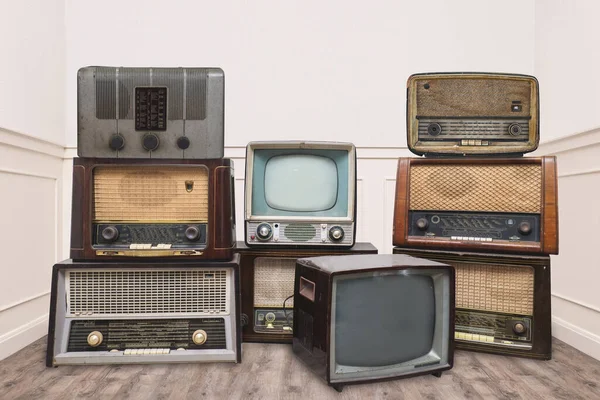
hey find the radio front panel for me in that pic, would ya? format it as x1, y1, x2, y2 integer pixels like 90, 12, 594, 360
245, 221, 354, 247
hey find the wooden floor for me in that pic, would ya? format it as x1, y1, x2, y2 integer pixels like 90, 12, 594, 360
1, 338, 599, 400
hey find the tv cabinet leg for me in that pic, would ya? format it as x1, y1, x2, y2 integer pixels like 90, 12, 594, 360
332, 384, 344, 392
432, 371, 443, 378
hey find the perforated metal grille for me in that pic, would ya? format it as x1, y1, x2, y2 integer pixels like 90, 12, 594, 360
67, 269, 229, 316
409, 164, 542, 213
254, 258, 296, 308
93, 166, 208, 222
455, 263, 534, 315
284, 224, 317, 242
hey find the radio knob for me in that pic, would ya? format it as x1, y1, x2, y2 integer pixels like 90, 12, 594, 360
192, 329, 207, 345
101, 226, 119, 242
142, 133, 160, 151
416, 218, 429, 231
508, 123, 522, 136
87, 331, 103, 347
256, 223, 273, 241
177, 136, 191, 150
328, 226, 345, 242
427, 123, 442, 136
513, 322, 527, 335
518, 221, 532, 236
185, 226, 201, 241
108, 134, 125, 151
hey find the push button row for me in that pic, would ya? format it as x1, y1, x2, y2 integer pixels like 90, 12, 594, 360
455, 332, 495, 343
461, 140, 489, 146
123, 348, 171, 355
129, 244, 173, 249
450, 237, 493, 242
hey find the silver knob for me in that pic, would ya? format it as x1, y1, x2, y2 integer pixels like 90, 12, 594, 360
192, 329, 207, 345
256, 223, 273, 241
87, 331, 103, 347
328, 226, 344, 242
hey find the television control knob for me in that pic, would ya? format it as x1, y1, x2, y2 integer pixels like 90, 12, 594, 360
328, 226, 345, 242
513, 322, 527, 335
108, 134, 125, 151
256, 223, 273, 241
101, 226, 119, 242
416, 218, 429, 231
518, 221, 532, 236
142, 133, 160, 151
185, 226, 200, 241
177, 136, 191, 150
427, 123, 442, 136
508, 123, 522, 136
87, 331, 103, 347
192, 329, 207, 345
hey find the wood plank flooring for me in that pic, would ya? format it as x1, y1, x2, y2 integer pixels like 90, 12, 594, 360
1, 337, 599, 399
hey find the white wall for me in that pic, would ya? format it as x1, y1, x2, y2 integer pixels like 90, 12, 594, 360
534, 0, 600, 361
0, 0, 66, 361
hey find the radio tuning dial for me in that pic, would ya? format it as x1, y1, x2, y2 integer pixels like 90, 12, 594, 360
513, 322, 527, 335
192, 329, 207, 345
328, 226, 345, 242
508, 123, 522, 136
416, 218, 429, 231
142, 133, 160, 151
101, 226, 119, 242
185, 226, 200, 241
256, 223, 273, 241
108, 134, 125, 151
518, 221, 532, 236
427, 123, 442, 136
87, 331, 103, 347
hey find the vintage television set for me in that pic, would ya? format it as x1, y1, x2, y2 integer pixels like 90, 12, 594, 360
46, 256, 241, 366
237, 242, 378, 343
244, 141, 356, 248
293, 254, 454, 392
70, 158, 236, 261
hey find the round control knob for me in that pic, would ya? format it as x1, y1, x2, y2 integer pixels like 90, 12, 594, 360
416, 218, 429, 231
185, 226, 200, 241
192, 329, 207, 345
427, 123, 442, 136
508, 123, 522, 136
177, 136, 191, 150
101, 226, 119, 242
328, 226, 345, 242
256, 223, 273, 241
513, 322, 527, 335
241, 313, 249, 327
87, 331, 103, 347
109, 134, 125, 151
265, 312, 276, 323
142, 133, 160, 151
518, 221, 532, 236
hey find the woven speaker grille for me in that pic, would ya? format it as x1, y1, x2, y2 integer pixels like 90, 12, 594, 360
415, 77, 532, 117
455, 263, 534, 315
93, 166, 208, 222
254, 258, 296, 308
409, 164, 542, 213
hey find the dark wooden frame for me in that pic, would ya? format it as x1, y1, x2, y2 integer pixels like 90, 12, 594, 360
237, 242, 378, 343
292, 255, 455, 392
392, 156, 559, 255
393, 247, 552, 360
70, 157, 236, 261
46, 255, 242, 367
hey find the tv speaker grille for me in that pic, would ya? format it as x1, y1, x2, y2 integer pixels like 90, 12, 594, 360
409, 164, 542, 213
67, 269, 229, 316
93, 166, 208, 222
455, 263, 534, 315
254, 258, 296, 308
283, 224, 317, 242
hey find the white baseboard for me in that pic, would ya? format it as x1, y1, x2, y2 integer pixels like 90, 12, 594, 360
552, 316, 600, 361
0, 314, 48, 361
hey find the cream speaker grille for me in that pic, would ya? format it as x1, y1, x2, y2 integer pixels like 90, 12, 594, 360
93, 166, 209, 222
67, 269, 229, 316
455, 263, 534, 315
254, 258, 296, 308
409, 164, 542, 213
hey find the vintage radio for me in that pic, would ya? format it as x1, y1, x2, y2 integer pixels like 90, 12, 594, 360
78, 66, 224, 159
46, 256, 241, 366
393, 248, 551, 359
237, 241, 378, 343
407, 73, 539, 156
245, 141, 356, 248
70, 157, 235, 260
393, 157, 558, 254
293, 254, 454, 392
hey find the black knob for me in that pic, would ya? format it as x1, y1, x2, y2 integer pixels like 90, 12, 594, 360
142, 133, 160, 151
109, 134, 125, 151
101, 226, 119, 242
416, 218, 429, 231
177, 136, 191, 150
518, 221, 532, 236
256, 223, 273, 241
185, 226, 200, 241
513, 322, 527, 335
508, 123, 522, 136
427, 123, 442, 136
241, 313, 249, 327
328, 226, 345, 242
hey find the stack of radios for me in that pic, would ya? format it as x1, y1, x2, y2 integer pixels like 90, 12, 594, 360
393, 73, 558, 359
